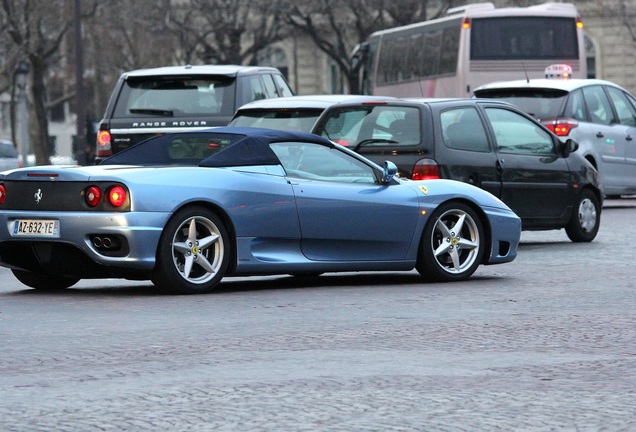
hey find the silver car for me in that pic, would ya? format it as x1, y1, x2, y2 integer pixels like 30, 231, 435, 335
0, 140, 20, 172
474, 78, 636, 198
229, 95, 396, 133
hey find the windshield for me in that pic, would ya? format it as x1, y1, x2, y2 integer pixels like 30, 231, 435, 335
475, 88, 568, 119
471, 17, 579, 60
230, 109, 324, 132
113, 76, 235, 118
316, 106, 421, 148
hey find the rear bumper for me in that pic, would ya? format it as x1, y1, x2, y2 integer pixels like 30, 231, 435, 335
0, 210, 171, 277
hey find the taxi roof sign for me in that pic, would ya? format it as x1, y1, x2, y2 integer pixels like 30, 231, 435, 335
545, 64, 573, 79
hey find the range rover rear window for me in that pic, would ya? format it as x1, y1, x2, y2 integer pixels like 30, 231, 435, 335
113, 76, 236, 118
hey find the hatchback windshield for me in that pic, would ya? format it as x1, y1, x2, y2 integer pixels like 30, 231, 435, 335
474, 88, 569, 120
231, 109, 324, 132
316, 106, 421, 148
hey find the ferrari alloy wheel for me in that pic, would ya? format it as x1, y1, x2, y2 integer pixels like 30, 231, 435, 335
152, 206, 229, 294
416, 202, 485, 282
565, 189, 600, 242
11, 269, 79, 290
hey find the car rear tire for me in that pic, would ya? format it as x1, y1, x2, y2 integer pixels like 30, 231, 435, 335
416, 202, 485, 282
152, 206, 230, 294
565, 189, 600, 242
11, 269, 79, 290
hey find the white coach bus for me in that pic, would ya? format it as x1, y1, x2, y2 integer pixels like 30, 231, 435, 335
350, 2, 586, 97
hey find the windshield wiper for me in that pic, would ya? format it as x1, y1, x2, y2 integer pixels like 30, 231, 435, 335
352, 138, 398, 152
129, 108, 174, 116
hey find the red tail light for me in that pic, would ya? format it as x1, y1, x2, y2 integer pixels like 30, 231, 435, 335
108, 186, 127, 207
97, 130, 112, 157
412, 159, 441, 180
542, 118, 578, 137
462, 18, 470, 29
85, 186, 102, 207
0, 184, 6, 205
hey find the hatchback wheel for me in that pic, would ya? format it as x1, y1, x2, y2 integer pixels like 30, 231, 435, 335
416, 202, 485, 282
152, 206, 230, 294
565, 189, 600, 242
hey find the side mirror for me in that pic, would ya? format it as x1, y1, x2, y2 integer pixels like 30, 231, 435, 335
560, 138, 579, 158
382, 160, 398, 184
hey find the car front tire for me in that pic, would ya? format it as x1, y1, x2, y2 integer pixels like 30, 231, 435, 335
152, 206, 230, 294
565, 189, 600, 242
416, 202, 485, 282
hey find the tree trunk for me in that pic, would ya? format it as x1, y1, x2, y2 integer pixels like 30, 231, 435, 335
29, 57, 51, 166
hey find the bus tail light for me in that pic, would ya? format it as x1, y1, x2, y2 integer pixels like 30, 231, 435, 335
462, 18, 470, 29
542, 118, 578, 137
412, 158, 441, 180
576, 17, 584, 29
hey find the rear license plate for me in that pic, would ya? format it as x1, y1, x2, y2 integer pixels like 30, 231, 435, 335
13, 219, 60, 237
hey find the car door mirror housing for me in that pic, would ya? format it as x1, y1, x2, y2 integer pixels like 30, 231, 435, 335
382, 160, 398, 184
560, 138, 579, 157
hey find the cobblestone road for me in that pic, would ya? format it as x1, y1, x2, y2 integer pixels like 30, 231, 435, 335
0, 203, 634, 431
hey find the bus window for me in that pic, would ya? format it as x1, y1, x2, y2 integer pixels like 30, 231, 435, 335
471, 17, 579, 60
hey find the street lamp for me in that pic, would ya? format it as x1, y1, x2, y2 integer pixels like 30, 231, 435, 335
14, 62, 29, 165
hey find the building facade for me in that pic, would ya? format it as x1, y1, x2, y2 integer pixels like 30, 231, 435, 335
280, 2, 636, 97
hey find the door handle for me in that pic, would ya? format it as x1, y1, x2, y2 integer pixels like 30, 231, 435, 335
627, 135, 633, 141
596, 132, 604, 138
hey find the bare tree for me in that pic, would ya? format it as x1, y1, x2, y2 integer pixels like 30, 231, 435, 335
0, 0, 103, 164
163, 0, 290, 65
287, 0, 462, 93
584, 0, 636, 42
82, 0, 174, 119
0, 0, 75, 164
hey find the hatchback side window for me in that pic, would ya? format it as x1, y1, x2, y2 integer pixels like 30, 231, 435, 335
582, 86, 614, 126
485, 108, 555, 155
563, 89, 586, 122
440, 107, 490, 152
605, 86, 636, 127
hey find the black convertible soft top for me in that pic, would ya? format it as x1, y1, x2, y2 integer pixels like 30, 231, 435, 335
199, 127, 333, 167
100, 127, 334, 167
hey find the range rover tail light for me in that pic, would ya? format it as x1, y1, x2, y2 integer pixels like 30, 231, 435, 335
412, 158, 441, 180
97, 130, 112, 158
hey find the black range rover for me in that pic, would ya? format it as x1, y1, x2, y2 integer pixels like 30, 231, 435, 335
95, 64, 293, 163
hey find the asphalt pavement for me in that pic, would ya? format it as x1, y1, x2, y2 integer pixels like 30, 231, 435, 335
603, 195, 636, 208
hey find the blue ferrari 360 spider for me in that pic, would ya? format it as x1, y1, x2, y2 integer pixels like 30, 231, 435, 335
0, 128, 520, 294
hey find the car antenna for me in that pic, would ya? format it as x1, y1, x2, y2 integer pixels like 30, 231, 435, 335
523, 62, 530, 84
